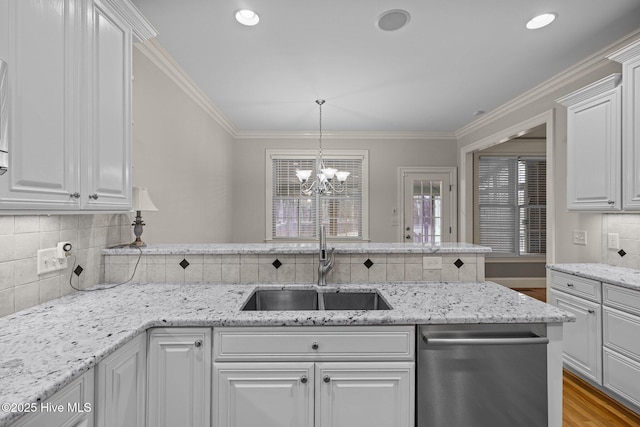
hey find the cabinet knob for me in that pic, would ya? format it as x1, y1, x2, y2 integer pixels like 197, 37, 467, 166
323, 375, 331, 383
405, 235, 411, 240
567, 283, 574, 287
588, 309, 595, 314
311, 342, 319, 350
608, 200, 615, 205
194, 339, 202, 348
70, 192, 80, 199
300, 375, 308, 384
89, 193, 99, 200
405, 227, 411, 231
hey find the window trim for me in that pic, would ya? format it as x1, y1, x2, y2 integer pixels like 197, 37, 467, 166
265, 149, 369, 242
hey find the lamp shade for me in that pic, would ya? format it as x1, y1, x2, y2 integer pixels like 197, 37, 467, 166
132, 187, 158, 211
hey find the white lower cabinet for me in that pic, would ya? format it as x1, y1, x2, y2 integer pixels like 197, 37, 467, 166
147, 327, 212, 427
602, 283, 640, 410
11, 369, 94, 427
95, 333, 146, 427
214, 362, 314, 427
315, 362, 414, 427
549, 288, 602, 384
212, 326, 415, 427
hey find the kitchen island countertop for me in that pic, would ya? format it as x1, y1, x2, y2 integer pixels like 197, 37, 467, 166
0, 281, 571, 426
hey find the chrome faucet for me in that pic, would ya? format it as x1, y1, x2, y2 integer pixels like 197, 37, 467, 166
318, 225, 335, 286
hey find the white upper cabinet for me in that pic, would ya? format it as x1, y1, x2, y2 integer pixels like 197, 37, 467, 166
557, 74, 622, 211
609, 39, 640, 210
0, 0, 154, 212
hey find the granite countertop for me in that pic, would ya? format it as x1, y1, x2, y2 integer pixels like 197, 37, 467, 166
0, 281, 569, 426
547, 263, 640, 291
102, 242, 492, 255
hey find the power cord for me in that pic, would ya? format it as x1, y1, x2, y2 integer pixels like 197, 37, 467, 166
68, 246, 143, 292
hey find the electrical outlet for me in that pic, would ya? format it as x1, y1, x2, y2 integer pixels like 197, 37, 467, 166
608, 233, 620, 250
37, 248, 68, 275
573, 230, 587, 245
423, 256, 442, 270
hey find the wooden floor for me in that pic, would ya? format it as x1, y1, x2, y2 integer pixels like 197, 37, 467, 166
513, 287, 640, 426
563, 369, 640, 426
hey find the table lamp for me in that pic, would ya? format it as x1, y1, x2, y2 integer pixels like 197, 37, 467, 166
130, 187, 158, 247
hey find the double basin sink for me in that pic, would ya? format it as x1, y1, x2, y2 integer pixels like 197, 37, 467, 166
241, 289, 391, 311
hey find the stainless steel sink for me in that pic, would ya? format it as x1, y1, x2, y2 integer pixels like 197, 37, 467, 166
241, 289, 391, 311
321, 292, 391, 310
241, 289, 319, 311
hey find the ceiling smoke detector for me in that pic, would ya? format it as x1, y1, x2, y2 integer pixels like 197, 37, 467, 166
377, 9, 411, 32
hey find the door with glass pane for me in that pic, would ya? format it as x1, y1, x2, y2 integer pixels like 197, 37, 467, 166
403, 173, 452, 243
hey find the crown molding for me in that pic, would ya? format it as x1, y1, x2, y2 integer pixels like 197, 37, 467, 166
101, 0, 157, 42
608, 38, 640, 63
134, 39, 239, 137
455, 28, 640, 139
234, 130, 456, 140
556, 73, 621, 107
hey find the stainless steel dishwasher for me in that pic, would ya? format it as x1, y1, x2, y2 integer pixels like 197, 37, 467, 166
417, 324, 549, 427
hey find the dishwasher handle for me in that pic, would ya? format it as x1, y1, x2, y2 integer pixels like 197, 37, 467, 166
422, 332, 549, 346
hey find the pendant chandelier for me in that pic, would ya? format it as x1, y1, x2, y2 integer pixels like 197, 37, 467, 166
295, 99, 350, 195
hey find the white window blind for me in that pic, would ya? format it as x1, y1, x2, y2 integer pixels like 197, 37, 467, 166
268, 151, 367, 241
478, 156, 546, 256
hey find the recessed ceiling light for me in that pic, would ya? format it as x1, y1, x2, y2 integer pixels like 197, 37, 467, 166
526, 13, 557, 30
235, 9, 260, 26
377, 9, 411, 32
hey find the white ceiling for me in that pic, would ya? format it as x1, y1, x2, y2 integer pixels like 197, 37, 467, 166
132, 0, 640, 134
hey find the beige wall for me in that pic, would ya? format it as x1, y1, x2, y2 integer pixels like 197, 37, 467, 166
456, 43, 636, 264
230, 137, 457, 243
131, 48, 234, 244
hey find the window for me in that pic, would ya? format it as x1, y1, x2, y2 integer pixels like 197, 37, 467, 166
266, 150, 368, 241
477, 156, 546, 256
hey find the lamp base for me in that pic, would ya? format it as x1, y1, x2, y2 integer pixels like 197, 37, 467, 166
129, 238, 147, 248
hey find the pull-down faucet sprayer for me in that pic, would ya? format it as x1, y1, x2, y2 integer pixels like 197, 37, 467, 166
318, 225, 334, 286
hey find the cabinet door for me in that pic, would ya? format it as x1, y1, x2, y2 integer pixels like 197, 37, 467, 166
549, 289, 602, 384
83, 0, 131, 210
147, 328, 212, 427
95, 333, 146, 427
213, 362, 314, 427
0, 0, 81, 210
315, 362, 414, 427
620, 45, 640, 209
11, 369, 94, 427
561, 75, 622, 211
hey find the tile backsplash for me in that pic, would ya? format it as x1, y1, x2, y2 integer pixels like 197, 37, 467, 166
0, 214, 131, 317
602, 214, 640, 269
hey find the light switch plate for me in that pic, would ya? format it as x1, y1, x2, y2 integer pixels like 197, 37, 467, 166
573, 230, 587, 245
37, 248, 68, 275
608, 233, 620, 250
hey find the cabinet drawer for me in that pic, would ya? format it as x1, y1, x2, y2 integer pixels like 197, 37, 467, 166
551, 271, 601, 302
604, 306, 640, 362
603, 283, 640, 316
603, 348, 640, 408
213, 326, 415, 362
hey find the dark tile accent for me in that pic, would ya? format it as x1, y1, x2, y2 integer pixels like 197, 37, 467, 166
618, 249, 627, 257
74, 265, 84, 276
454, 259, 464, 269
272, 259, 282, 269
179, 259, 190, 269
364, 259, 374, 269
